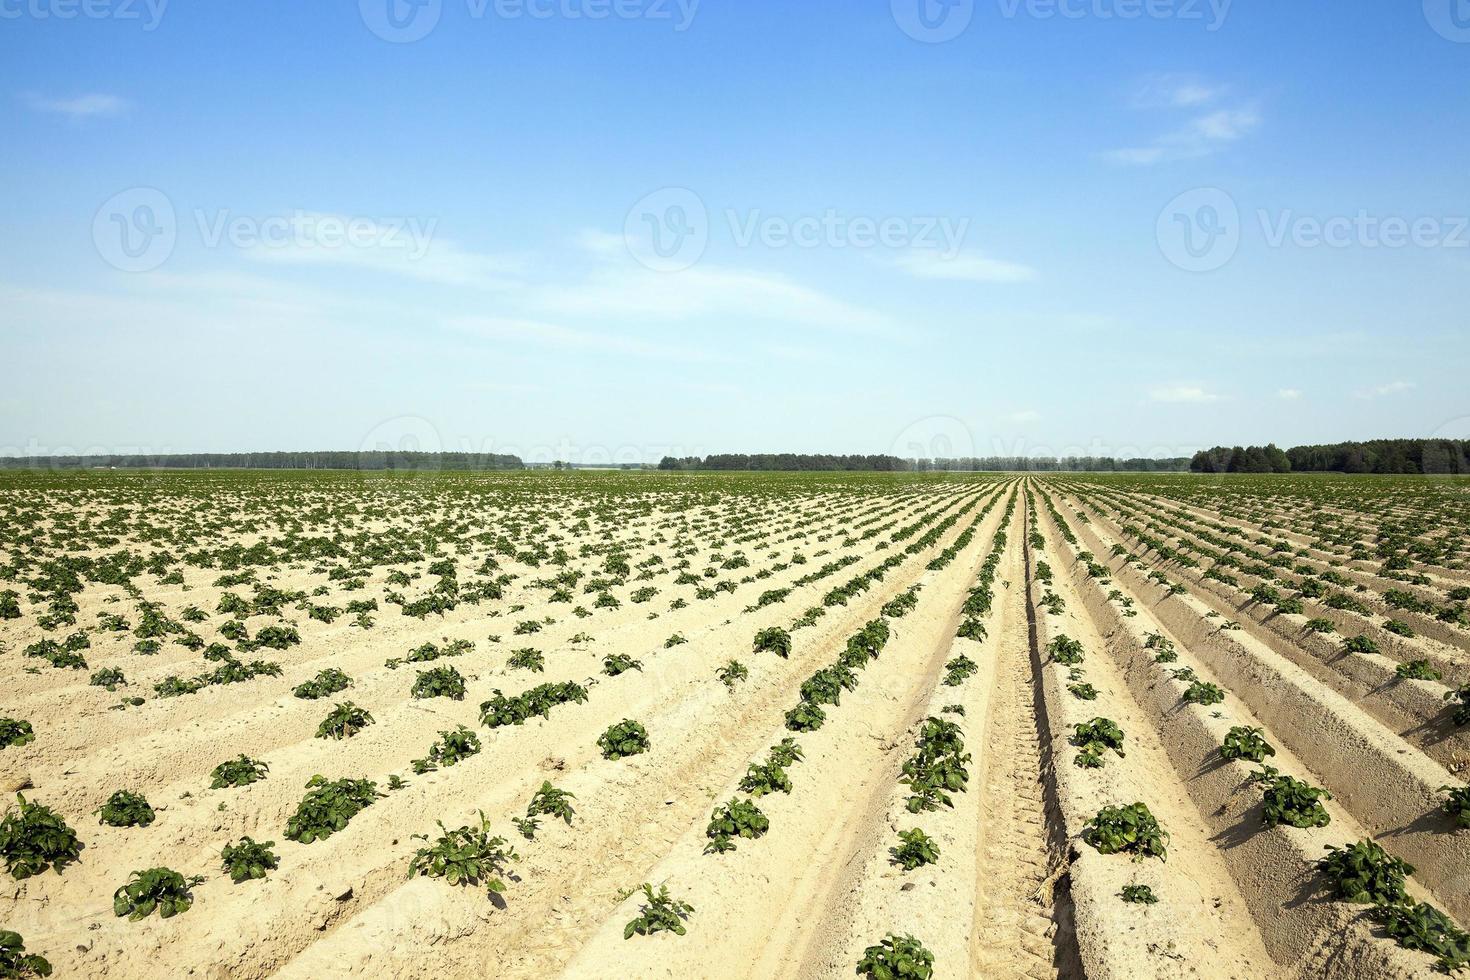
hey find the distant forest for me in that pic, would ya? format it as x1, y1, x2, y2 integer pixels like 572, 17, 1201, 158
1190, 440, 1470, 475
0, 452, 524, 471
657, 454, 1192, 472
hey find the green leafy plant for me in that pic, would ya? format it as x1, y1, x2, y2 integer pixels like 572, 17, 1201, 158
96, 790, 155, 828
1258, 770, 1332, 829
284, 775, 383, 844
526, 782, 576, 825
0, 930, 51, 978
767, 738, 804, 767
412, 665, 467, 700
293, 668, 352, 700
210, 754, 269, 789
1068, 681, 1098, 701
315, 701, 375, 740
1439, 785, 1470, 829
1084, 802, 1168, 862
1121, 884, 1158, 904
942, 654, 978, 687
220, 836, 278, 883
1070, 718, 1125, 768
855, 933, 934, 979
1317, 839, 1412, 904
1343, 635, 1380, 655
603, 653, 644, 677
0, 719, 35, 751
785, 701, 827, 732
407, 812, 518, 896
598, 719, 650, 760
1396, 659, 1442, 681
0, 794, 82, 879
1182, 681, 1225, 706
1047, 635, 1085, 666
112, 867, 204, 920
1219, 726, 1275, 764
1368, 901, 1470, 973
738, 761, 792, 797
704, 797, 769, 853
412, 726, 482, 773
1446, 685, 1470, 726
507, 648, 545, 673
753, 626, 792, 658
89, 667, 127, 692
892, 827, 939, 871
717, 659, 749, 689
623, 883, 694, 939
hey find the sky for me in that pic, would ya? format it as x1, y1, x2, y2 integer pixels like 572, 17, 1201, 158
3, 0, 1469, 464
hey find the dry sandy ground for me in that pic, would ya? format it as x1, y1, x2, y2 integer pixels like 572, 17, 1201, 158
1, 473, 1467, 978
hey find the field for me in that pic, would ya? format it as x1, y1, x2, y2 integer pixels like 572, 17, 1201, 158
3, 469, 1470, 979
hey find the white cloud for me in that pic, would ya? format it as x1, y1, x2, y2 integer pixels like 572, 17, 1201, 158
1355, 380, 1416, 399
1277, 388, 1302, 400
444, 315, 716, 362
1132, 74, 1224, 109
1106, 77, 1260, 166
1150, 384, 1221, 404
896, 251, 1039, 284
23, 93, 130, 118
532, 236, 897, 336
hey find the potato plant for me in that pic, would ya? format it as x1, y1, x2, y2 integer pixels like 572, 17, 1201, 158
220, 836, 279, 883
1219, 726, 1275, 764
293, 668, 352, 700
1070, 718, 1125, 769
0, 795, 82, 879
598, 719, 650, 760
113, 867, 204, 920
856, 933, 934, 979
623, 883, 694, 939
407, 812, 518, 896
412, 665, 467, 700
284, 775, 383, 844
892, 828, 939, 871
704, 798, 769, 853
96, 790, 155, 828
315, 702, 375, 740
1317, 839, 1411, 904
753, 626, 792, 658
211, 754, 269, 789
1084, 802, 1168, 862
0, 930, 51, 978
0, 720, 35, 751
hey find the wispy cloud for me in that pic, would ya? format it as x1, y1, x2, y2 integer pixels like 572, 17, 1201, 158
1106, 78, 1259, 166
1277, 388, 1302, 400
1150, 383, 1221, 404
1355, 380, 1416, 399
445, 315, 717, 362
23, 93, 130, 118
896, 251, 1039, 284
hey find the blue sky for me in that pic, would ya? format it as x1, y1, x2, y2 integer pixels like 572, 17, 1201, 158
3, 0, 1468, 463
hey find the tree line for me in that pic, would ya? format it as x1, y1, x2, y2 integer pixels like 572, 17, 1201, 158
1190, 439, 1470, 475
0, 452, 525, 471
658, 454, 1192, 472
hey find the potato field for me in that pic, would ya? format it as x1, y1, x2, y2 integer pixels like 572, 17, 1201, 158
2, 470, 1469, 979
